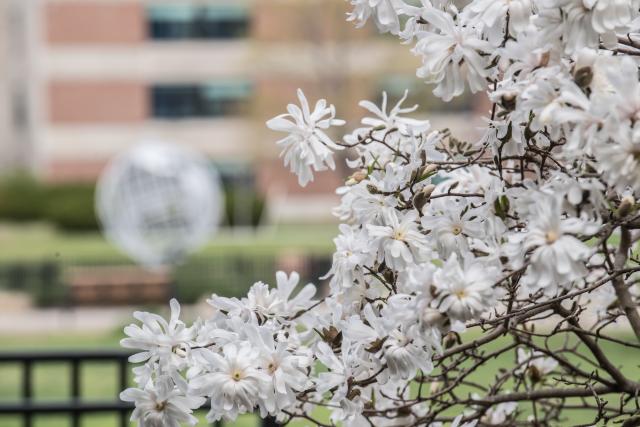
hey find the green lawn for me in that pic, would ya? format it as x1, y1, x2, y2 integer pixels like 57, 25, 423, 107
0, 223, 337, 263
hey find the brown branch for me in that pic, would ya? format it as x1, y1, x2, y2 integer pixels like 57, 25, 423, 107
469, 385, 616, 406
611, 227, 640, 342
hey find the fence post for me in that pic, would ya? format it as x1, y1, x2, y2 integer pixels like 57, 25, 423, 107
22, 360, 32, 427
118, 357, 129, 427
71, 359, 81, 427
262, 416, 280, 427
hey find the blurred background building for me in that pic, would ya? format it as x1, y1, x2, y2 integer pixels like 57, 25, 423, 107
0, 0, 489, 324
0, 0, 483, 223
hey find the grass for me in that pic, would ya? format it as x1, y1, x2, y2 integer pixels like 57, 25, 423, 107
0, 223, 337, 263
1, 328, 639, 426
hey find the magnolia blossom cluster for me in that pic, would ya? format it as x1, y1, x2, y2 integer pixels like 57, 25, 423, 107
121, 1, 640, 426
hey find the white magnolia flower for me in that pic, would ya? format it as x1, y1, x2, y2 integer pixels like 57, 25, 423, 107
596, 122, 640, 193
450, 415, 479, 427
482, 401, 518, 425
266, 89, 345, 186
323, 224, 372, 291
315, 341, 365, 403
383, 327, 434, 380
465, 0, 533, 44
190, 343, 271, 422
604, 56, 640, 124
553, 0, 638, 53
347, 0, 405, 34
587, 282, 617, 318
516, 348, 558, 380
367, 208, 429, 271
422, 199, 485, 258
507, 194, 598, 292
245, 325, 313, 416
209, 271, 316, 321
120, 375, 205, 427
519, 69, 566, 132
414, 7, 492, 101
121, 299, 195, 365
433, 253, 499, 322
357, 90, 431, 136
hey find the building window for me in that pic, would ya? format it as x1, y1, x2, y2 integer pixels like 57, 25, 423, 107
148, 5, 250, 40
151, 82, 252, 119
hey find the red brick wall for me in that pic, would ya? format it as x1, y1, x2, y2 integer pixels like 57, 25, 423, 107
253, 0, 371, 43
46, 2, 145, 45
48, 81, 148, 124
46, 159, 107, 183
257, 159, 345, 196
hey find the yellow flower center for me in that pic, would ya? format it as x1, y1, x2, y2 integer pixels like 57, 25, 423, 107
455, 289, 466, 299
451, 225, 462, 236
155, 401, 167, 411
232, 370, 244, 381
393, 230, 406, 241
545, 230, 559, 244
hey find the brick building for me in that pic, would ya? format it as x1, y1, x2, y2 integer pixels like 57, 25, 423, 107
0, 0, 484, 222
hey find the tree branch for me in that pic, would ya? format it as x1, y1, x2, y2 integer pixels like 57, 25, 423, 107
611, 227, 640, 342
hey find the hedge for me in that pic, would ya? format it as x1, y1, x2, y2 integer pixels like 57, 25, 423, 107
0, 173, 265, 231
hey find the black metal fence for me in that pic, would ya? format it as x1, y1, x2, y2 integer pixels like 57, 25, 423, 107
0, 350, 279, 427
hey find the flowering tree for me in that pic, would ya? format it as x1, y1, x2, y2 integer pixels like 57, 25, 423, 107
120, 1, 640, 426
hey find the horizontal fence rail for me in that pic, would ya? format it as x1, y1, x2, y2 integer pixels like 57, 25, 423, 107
0, 350, 279, 427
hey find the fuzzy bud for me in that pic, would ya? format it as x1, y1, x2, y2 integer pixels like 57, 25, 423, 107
574, 66, 593, 89
413, 184, 436, 211
421, 308, 445, 329
352, 169, 368, 183
500, 93, 517, 111
617, 195, 635, 218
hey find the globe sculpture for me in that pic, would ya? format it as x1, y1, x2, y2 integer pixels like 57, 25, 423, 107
96, 142, 223, 268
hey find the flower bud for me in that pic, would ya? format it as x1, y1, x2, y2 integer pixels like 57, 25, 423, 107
421, 308, 445, 328
500, 93, 517, 111
617, 195, 635, 218
352, 169, 368, 183
413, 184, 436, 212
538, 51, 551, 68
367, 184, 380, 194
346, 388, 361, 400
527, 365, 542, 383
366, 337, 387, 353
430, 381, 442, 394
443, 332, 460, 349
422, 164, 438, 176
574, 66, 593, 89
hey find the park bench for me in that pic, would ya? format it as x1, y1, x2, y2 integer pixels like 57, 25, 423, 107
66, 266, 172, 306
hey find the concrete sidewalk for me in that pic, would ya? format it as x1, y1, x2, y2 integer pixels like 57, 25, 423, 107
0, 306, 137, 334
0, 291, 212, 334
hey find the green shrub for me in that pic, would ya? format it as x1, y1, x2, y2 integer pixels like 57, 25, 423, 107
0, 175, 99, 232
44, 184, 99, 232
0, 173, 46, 221
0, 173, 266, 231
173, 254, 275, 303
0, 261, 67, 307
223, 187, 265, 227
